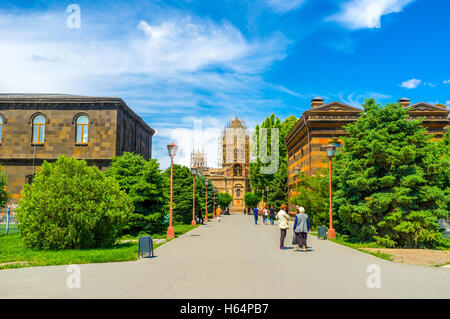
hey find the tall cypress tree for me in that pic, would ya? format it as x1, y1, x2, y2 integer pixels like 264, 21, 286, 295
333, 99, 449, 248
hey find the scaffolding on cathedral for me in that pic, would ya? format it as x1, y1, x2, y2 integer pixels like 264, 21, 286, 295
218, 116, 248, 166
190, 149, 207, 169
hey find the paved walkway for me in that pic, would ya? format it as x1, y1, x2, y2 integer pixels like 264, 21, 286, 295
1, 214, 449, 298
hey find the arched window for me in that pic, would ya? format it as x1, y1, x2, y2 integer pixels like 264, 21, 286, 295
236, 189, 241, 198
0, 115, 3, 143
233, 164, 242, 176
76, 115, 89, 144
32, 115, 46, 143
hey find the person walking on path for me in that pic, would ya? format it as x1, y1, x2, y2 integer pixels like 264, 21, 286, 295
263, 205, 269, 225
269, 205, 275, 225
292, 205, 301, 245
216, 205, 222, 222
226, 207, 230, 215
277, 204, 290, 249
293, 206, 310, 252
253, 207, 259, 225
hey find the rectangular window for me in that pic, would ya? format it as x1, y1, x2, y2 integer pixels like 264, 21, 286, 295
76, 124, 88, 143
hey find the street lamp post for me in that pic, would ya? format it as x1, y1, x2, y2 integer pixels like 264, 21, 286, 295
191, 167, 198, 226
167, 142, 178, 238
266, 186, 269, 202
213, 187, 216, 219
205, 179, 209, 222
325, 144, 337, 240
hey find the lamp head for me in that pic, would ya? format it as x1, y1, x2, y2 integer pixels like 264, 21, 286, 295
325, 144, 336, 158
191, 167, 198, 175
167, 142, 178, 157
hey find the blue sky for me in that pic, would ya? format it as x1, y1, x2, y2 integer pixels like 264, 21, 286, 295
0, 0, 449, 168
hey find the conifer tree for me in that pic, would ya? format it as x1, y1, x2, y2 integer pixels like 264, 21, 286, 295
333, 99, 449, 247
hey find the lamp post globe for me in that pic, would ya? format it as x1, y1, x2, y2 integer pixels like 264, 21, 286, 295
325, 144, 337, 240
167, 142, 178, 238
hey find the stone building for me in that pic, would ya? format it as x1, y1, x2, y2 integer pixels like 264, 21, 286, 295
284, 97, 450, 211
0, 94, 155, 202
191, 116, 250, 212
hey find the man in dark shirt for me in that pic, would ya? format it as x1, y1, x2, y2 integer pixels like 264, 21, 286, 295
269, 205, 276, 225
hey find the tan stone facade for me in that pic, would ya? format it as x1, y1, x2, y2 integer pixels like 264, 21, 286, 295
284, 97, 450, 212
0, 94, 155, 202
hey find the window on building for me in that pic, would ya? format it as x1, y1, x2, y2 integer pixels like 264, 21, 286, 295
76, 115, 89, 144
32, 115, 45, 143
233, 164, 242, 176
236, 189, 241, 198
0, 115, 3, 143
26, 175, 34, 185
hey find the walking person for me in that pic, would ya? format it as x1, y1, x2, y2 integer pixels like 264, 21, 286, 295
263, 205, 269, 225
216, 205, 222, 222
293, 206, 310, 252
277, 204, 290, 249
269, 205, 275, 225
253, 206, 259, 225
226, 207, 230, 215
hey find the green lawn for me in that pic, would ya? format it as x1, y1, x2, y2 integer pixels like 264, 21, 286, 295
328, 236, 393, 261
0, 224, 199, 270
0, 223, 20, 236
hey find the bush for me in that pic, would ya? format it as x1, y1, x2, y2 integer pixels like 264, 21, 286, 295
0, 165, 8, 208
16, 155, 133, 249
105, 152, 168, 235
290, 170, 330, 228
244, 192, 260, 208
217, 192, 233, 209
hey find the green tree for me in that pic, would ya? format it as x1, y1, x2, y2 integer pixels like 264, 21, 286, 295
17, 155, 133, 249
250, 114, 297, 208
244, 192, 260, 208
164, 164, 200, 224
290, 170, 330, 228
0, 165, 8, 208
217, 192, 233, 209
333, 99, 449, 248
105, 152, 168, 235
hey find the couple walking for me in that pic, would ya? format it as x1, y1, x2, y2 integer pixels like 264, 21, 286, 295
277, 204, 310, 251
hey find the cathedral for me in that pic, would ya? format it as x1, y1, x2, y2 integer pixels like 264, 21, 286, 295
190, 116, 250, 212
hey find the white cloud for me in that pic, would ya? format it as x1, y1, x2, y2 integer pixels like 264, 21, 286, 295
400, 78, 421, 89
338, 92, 392, 106
444, 79, 450, 84
328, 0, 415, 30
0, 13, 289, 93
446, 101, 450, 107
265, 0, 306, 13
0, 9, 292, 169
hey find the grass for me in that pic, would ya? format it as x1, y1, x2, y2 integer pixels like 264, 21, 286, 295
328, 236, 394, 262
0, 223, 20, 236
0, 223, 199, 270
